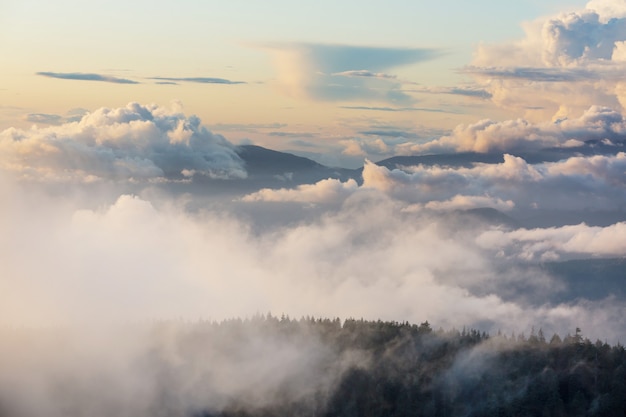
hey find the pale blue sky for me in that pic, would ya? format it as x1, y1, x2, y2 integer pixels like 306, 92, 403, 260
2, 0, 587, 71
0, 0, 595, 165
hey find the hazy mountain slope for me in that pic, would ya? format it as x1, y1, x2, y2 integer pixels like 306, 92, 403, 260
236, 145, 356, 184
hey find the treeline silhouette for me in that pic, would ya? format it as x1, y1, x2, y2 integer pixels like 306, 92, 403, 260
186, 315, 626, 417
3, 315, 624, 417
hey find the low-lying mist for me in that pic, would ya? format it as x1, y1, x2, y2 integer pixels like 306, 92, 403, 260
1, 173, 624, 340
0, 319, 366, 417
2, 144, 626, 415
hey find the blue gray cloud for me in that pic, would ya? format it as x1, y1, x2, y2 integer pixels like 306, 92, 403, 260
332, 70, 398, 80
149, 77, 245, 85
268, 131, 316, 138
358, 130, 421, 139
410, 85, 493, 99
36, 72, 139, 84
340, 106, 452, 113
256, 42, 443, 103
25, 113, 63, 125
461, 66, 600, 83
25, 109, 89, 125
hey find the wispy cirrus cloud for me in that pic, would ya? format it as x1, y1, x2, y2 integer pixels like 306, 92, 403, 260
409, 85, 493, 99
332, 70, 399, 80
24, 108, 88, 125
331, 69, 419, 84
268, 131, 317, 138
36, 72, 139, 84
149, 77, 246, 85
24, 113, 63, 125
461, 66, 601, 83
358, 130, 421, 139
36, 72, 246, 86
340, 105, 453, 113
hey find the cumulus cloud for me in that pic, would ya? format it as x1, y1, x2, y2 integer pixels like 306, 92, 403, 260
361, 156, 541, 194
340, 137, 394, 157
407, 195, 515, 212
467, 1, 626, 117
358, 153, 626, 212
256, 42, 441, 103
587, 0, 626, 21
0, 102, 246, 182
239, 158, 527, 205
338, 128, 439, 160
477, 222, 626, 261
37, 71, 139, 84
242, 178, 359, 204
332, 125, 448, 161
234, 133, 624, 217
405, 105, 626, 154
545, 151, 626, 184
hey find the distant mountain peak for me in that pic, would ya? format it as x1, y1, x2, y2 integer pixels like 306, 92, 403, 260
236, 144, 323, 175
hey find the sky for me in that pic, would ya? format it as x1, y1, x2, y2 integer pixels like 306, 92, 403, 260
1, 0, 626, 337
0, 0, 594, 167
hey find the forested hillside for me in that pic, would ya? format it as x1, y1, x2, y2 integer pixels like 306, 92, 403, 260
2, 316, 625, 417
191, 316, 626, 417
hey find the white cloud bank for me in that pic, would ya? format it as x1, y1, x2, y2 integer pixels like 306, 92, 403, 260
242, 178, 359, 204
0, 102, 246, 182
247, 152, 626, 213
477, 222, 626, 261
400, 105, 626, 154
333, 105, 626, 160
468, 0, 626, 118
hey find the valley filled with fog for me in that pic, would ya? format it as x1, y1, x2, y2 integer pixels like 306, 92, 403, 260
2, 0, 626, 415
